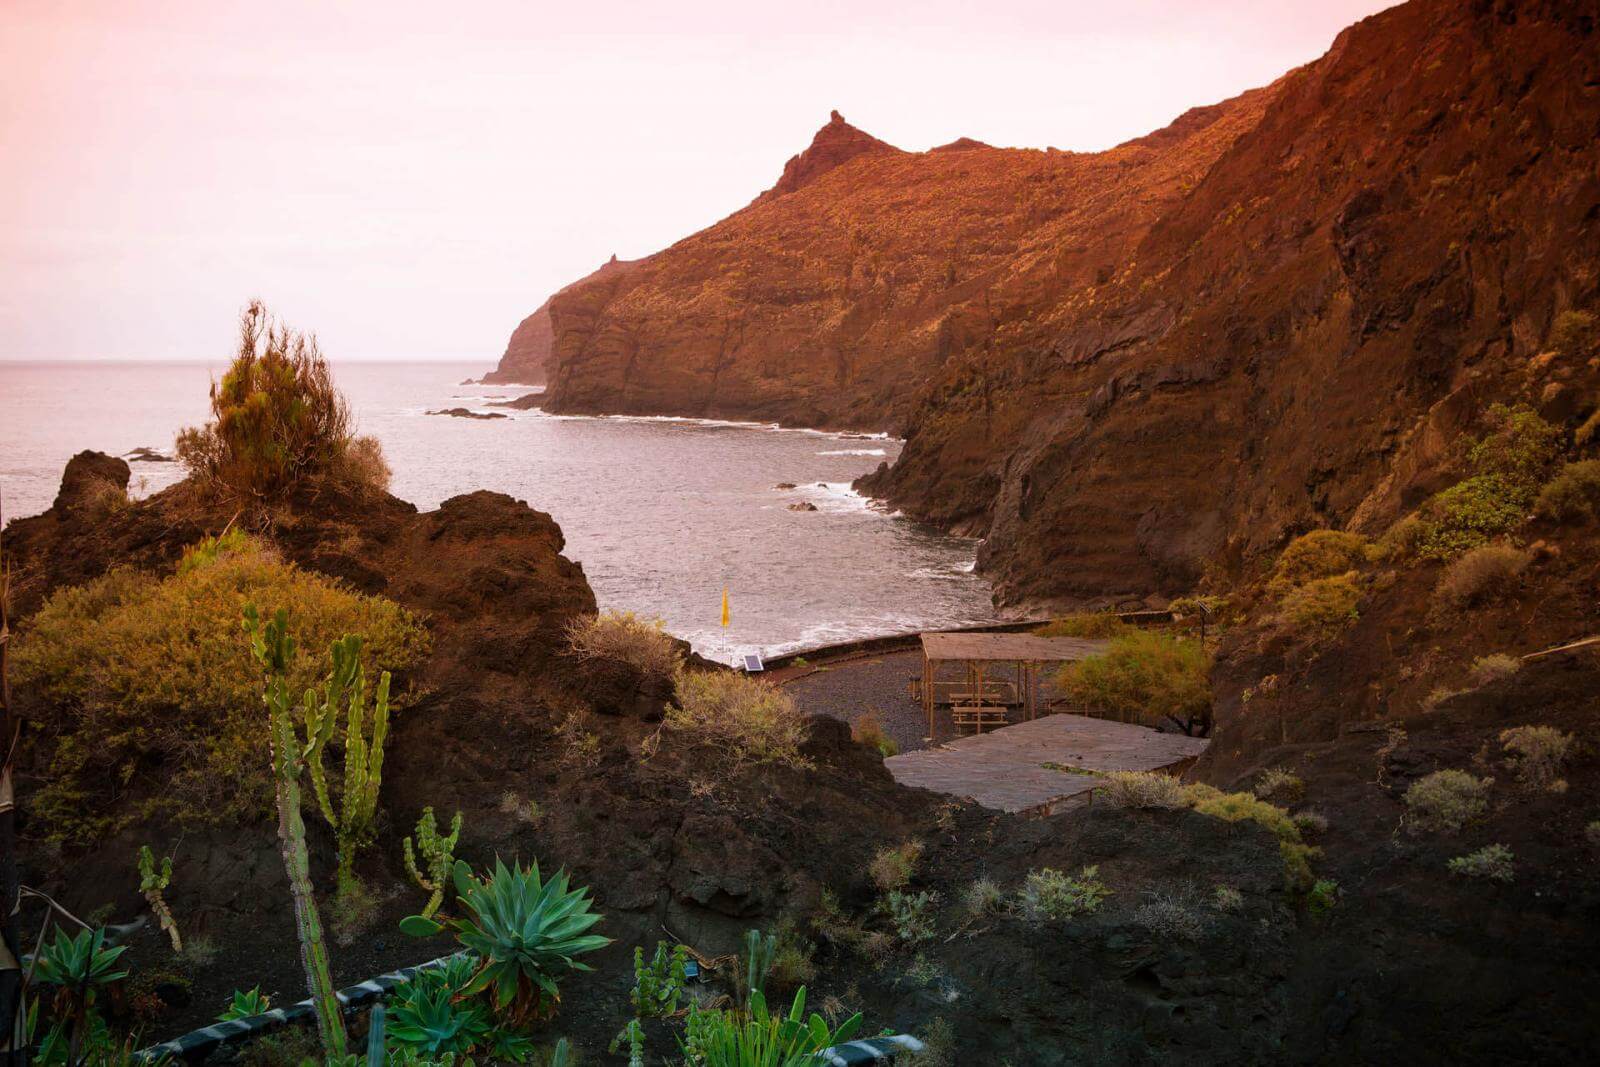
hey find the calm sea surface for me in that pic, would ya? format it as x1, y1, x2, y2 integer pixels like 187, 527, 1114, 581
0, 361, 995, 660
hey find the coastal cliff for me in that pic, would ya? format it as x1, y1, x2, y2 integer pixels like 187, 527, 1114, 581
522, 0, 1600, 609
482, 255, 637, 384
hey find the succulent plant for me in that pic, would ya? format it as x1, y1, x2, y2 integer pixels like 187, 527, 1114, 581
399, 859, 610, 1023
245, 602, 348, 1059
216, 985, 273, 1022
30, 927, 129, 1003
681, 986, 861, 1067
137, 845, 182, 952
387, 977, 491, 1056
403, 808, 463, 919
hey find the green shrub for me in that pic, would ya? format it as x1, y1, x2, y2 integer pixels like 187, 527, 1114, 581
1500, 725, 1574, 792
1099, 770, 1188, 809
766, 919, 817, 989
883, 890, 938, 945
1269, 530, 1369, 589
1548, 309, 1597, 361
13, 534, 427, 839
1535, 460, 1600, 523
1432, 544, 1530, 609
1280, 573, 1362, 635
1291, 810, 1329, 836
1035, 612, 1130, 638
565, 610, 682, 680
682, 986, 861, 1067
1469, 653, 1521, 686
1018, 866, 1110, 921
1191, 792, 1299, 842
176, 301, 388, 501
1306, 879, 1340, 916
668, 669, 811, 768
1403, 770, 1491, 832
1414, 475, 1530, 560
1447, 844, 1514, 882
1056, 631, 1211, 732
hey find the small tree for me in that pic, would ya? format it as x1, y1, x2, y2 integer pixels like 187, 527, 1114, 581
178, 301, 386, 500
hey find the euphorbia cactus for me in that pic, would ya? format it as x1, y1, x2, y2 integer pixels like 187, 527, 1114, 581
244, 603, 348, 1059
136, 845, 181, 952
402, 807, 463, 919
303, 633, 391, 906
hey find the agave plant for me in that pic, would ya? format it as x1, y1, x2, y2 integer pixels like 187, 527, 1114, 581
399, 859, 610, 1022
31, 927, 130, 1000
387, 977, 491, 1056
217, 985, 272, 1022
681, 986, 861, 1067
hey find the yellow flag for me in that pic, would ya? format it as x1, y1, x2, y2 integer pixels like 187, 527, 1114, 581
720, 587, 730, 628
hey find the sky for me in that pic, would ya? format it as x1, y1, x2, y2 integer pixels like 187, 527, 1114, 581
0, 0, 1396, 363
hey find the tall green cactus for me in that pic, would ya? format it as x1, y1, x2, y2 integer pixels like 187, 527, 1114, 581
244, 603, 348, 1059
136, 845, 182, 952
402, 807, 462, 919
303, 634, 391, 905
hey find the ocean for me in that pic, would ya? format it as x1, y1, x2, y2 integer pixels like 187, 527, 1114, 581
0, 360, 996, 660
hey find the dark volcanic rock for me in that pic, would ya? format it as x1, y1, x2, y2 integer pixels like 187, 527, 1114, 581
786, 501, 818, 512
484, 392, 544, 410
427, 407, 507, 420
53, 450, 129, 510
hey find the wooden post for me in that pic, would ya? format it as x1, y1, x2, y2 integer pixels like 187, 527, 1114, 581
922, 644, 933, 740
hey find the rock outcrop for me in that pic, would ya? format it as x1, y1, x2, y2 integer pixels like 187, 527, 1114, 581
481, 255, 638, 385
531, 0, 1600, 608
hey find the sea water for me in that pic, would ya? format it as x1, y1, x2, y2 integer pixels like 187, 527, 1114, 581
0, 361, 996, 659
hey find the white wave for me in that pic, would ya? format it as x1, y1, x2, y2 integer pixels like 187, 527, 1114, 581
817, 448, 887, 456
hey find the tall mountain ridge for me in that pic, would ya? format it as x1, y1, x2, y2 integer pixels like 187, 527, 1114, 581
493, 0, 1600, 608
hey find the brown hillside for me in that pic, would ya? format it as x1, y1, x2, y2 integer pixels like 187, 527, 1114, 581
534, 0, 1600, 611
540, 96, 1272, 429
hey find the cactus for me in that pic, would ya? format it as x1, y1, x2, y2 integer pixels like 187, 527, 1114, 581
741, 927, 776, 1005
402, 807, 463, 919
303, 633, 391, 907
610, 941, 688, 1065
244, 603, 348, 1059
136, 845, 182, 952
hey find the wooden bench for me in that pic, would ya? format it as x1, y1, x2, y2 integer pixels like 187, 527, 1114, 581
950, 703, 1010, 733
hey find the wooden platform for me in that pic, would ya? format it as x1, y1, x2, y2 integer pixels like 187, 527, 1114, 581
884, 713, 1209, 813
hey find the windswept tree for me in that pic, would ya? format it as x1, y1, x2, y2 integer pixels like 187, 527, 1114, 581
177, 301, 389, 501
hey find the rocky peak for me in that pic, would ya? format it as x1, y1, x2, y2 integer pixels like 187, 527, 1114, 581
758, 110, 901, 203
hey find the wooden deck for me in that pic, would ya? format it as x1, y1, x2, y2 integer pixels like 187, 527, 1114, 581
884, 712, 1209, 813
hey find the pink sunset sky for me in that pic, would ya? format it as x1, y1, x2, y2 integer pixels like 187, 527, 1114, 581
1, 0, 1395, 362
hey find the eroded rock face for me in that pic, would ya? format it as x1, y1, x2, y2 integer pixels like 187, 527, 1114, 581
531, 0, 1600, 608
481, 255, 639, 385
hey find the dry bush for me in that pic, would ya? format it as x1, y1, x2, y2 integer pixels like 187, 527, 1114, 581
960, 877, 1006, 918
566, 610, 682, 679
1133, 891, 1206, 941
13, 533, 427, 839
667, 668, 811, 768
1447, 843, 1514, 882
1056, 631, 1211, 733
1432, 544, 1531, 609
1253, 767, 1305, 804
1212, 885, 1244, 912
1291, 810, 1329, 836
1403, 770, 1492, 833
1280, 573, 1362, 635
1099, 770, 1188, 809
851, 711, 899, 757
177, 301, 386, 501
1374, 515, 1427, 561
1535, 460, 1600, 523
1468, 653, 1521, 687
869, 840, 924, 892
1499, 725, 1574, 792
1269, 530, 1369, 589
1409, 405, 1561, 560
1035, 612, 1129, 638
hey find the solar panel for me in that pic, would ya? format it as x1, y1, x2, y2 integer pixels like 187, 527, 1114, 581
743, 653, 765, 673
